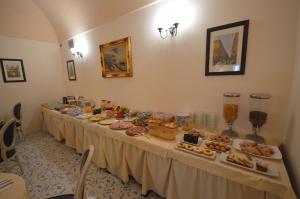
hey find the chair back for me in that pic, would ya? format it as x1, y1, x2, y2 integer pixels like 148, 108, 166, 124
0, 118, 16, 159
74, 145, 94, 199
13, 103, 21, 120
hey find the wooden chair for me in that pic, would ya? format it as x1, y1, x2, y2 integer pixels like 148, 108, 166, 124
0, 118, 23, 173
48, 145, 95, 199
13, 103, 23, 140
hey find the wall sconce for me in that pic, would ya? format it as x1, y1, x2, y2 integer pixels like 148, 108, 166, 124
157, 23, 179, 39
68, 39, 83, 58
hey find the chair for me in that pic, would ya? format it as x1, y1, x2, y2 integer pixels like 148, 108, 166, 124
13, 103, 23, 140
48, 145, 95, 199
0, 118, 23, 173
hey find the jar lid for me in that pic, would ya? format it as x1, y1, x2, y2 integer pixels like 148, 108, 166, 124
223, 92, 240, 97
250, 93, 271, 99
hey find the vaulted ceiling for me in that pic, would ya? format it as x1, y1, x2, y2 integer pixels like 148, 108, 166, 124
32, 0, 159, 42
0, 0, 159, 43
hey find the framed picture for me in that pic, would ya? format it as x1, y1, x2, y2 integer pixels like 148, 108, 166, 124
99, 37, 132, 78
205, 20, 249, 76
66, 60, 76, 81
0, 59, 26, 83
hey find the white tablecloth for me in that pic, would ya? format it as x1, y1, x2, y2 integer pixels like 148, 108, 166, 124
41, 107, 296, 199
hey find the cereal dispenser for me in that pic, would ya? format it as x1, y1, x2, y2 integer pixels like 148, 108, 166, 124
222, 92, 240, 137
246, 93, 271, 143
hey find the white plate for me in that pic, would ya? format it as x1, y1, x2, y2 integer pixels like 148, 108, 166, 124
220, 153, 279, 178
175, 146, 216, 160
75, 113, 92, 119
98, 119, 117, 125
233, 139, 282, 160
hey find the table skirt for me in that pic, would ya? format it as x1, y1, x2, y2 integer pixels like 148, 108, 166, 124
41, 107, 296, 199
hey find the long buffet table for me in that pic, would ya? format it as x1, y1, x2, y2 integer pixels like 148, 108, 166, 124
40, 106, 297, 199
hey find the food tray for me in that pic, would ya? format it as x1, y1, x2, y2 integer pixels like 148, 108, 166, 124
175, 146, 216, 160
208, 136, 233, 145
204, 141, 231, 153
220, 153, 279, 177
233, 139, 282, 160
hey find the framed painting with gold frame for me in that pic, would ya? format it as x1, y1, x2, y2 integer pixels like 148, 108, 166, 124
99, 37, 132, 78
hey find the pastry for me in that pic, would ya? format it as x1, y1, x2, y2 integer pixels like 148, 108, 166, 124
148, 119, 163, 125
184, 133, 199, 145
203, 149, 214, 156
227, 153, 254, 168
240, 141, 274, 157
177, 143, 186, 148
188, 129, 206, 138
210, 135, 231, 143
256, 160, 268, 172
164, 122, 178, 129
240, 140, 257, 147
185, 144, 194, 151
193, 147, 203, 154
205, 141, 231, 153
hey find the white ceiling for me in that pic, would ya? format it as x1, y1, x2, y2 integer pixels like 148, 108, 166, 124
32, 0, 160, 42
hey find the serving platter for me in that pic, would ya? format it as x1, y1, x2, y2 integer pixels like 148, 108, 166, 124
175, 145, 216, 160
75, 113, 92, 120
98, 119, 117, 125
220, 153, 279, 178
233, 139, 282, 160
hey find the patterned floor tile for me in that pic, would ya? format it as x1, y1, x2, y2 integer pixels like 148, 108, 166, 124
0, 133, 163, 199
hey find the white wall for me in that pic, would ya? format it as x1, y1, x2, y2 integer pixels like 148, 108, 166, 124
284, 3, 300, 196
0, 36, 66, 133
61, 0, 298, 143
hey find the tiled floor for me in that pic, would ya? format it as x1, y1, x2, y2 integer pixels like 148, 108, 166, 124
0, 133, 163, 199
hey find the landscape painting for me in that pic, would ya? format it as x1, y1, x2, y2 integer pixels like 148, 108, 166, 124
0, 59, 26, 82
205, 20, 249, 76
100, 37, 132, 78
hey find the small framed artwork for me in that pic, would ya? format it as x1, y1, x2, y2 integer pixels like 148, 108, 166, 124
99, 37, 132, 78
66, 60, 76, 81
0, 59, 26, 83
205, 20, 249, 76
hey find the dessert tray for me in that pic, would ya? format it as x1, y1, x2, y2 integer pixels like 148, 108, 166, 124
175, 143, 216, 160
233, 139, 282, 160
98, 119, 117, 125
204, 140, 231, 153
220, 153, 279, 177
